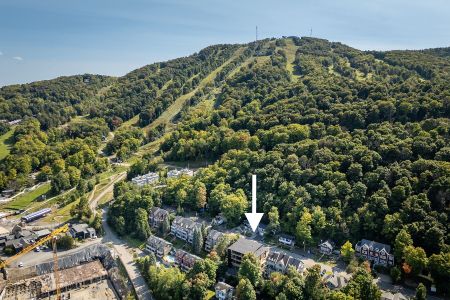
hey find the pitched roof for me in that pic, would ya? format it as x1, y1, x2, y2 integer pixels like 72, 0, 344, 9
147, 235, 172, 247
150, 207, 169, 218
206, 229, 224, 240
358, 239, 391, 253
215, 281, 233, 291
286, 257, 303, 270
319, 240, 334, 249
172, 216, 203, 230
71, 223, 89, 233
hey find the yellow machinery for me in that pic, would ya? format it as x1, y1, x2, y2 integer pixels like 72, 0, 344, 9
0, 224, 69, 299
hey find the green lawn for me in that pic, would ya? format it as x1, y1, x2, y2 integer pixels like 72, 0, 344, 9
4, 182, 51, 210
41, 196, 78, 223
0, 128, 14, 160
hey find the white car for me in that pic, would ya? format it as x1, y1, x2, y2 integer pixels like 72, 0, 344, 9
18, 262, 24, 267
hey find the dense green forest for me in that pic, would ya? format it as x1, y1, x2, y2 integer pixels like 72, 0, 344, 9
1, 36, 449, 298
114, 37, 449, 296
159, 37, 449, 255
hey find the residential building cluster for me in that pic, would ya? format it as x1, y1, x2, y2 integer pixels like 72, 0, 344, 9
355, 239, 394, 266
167, 168, 194, 178
131, 172, 159, 186
146, 235, 172, 258
0, 223, 95, 254
144, 206, 396, 300
266, 250, 304, 275
170, 216, 209, 244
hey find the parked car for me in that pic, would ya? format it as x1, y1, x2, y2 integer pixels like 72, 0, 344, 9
18, 262, 24, 267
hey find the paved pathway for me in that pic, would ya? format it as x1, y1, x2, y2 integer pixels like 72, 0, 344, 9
102, 209, 153, 300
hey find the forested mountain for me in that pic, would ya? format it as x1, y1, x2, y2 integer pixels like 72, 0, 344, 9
1, 36, 449, 297
158, 37, 449, 256
0, 75, 114, 129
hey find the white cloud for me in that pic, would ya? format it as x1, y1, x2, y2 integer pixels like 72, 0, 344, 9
13, 56, 23, 61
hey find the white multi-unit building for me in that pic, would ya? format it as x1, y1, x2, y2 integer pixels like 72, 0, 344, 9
170, 216, 207, 244
131, 172, 159, 186
167, 168, 194, 179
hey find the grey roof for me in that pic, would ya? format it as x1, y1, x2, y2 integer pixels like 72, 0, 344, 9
215, 281, 233, 291
286, 257, 303, 270
228, 238, 267, 257
71, 223, 89, 233
175, 249, 201, 261
172, 216, 203, 230
268, 251, 290, 266
319, 240, 334, 249
268, 250, 304, 270
358, 239, 391, 253
147, 235, 172, 247
207, 229, 224, 240
150, 207, 169, 217
35, 229, 51, 238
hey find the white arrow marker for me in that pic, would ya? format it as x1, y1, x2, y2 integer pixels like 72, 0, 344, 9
245, 174, 264, 232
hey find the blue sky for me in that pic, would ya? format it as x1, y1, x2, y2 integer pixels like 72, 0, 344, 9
1, 0, 449, 86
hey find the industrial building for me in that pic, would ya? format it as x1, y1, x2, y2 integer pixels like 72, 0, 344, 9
21, 208, 52, 223
0, 244, 128, 300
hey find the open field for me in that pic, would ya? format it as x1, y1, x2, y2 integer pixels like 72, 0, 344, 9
3, 183, 51, 210
0, 128, 14, 160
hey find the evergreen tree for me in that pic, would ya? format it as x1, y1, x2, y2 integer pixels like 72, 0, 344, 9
161, 216, 170, 235
135, 208, 151, 240
193, 227, 204, 254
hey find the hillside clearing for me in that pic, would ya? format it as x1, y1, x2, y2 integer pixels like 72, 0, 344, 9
0, 128, 14, 160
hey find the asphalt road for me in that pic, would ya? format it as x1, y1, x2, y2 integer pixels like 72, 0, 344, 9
102, 208, 153, 300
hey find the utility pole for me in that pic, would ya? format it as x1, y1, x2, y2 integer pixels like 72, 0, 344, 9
256, 25, 258, 42
310, 28, 313, 37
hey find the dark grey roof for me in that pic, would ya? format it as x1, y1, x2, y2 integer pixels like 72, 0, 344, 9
173, 216, 204, 231
35, 229, 51, 238
358, 239, 391, 253
150, 207, 169, 218
207, 229, 224, 240
319, 240, 334, 249
147, 235, 172, 247
228, 238, 267, 256
287, 257, 303, 270
71, 223, 89, 233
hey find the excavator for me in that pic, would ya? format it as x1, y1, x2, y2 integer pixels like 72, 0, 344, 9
0, 223, 69, 300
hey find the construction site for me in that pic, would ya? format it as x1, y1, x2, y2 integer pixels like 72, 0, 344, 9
0, 244, 130, 300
